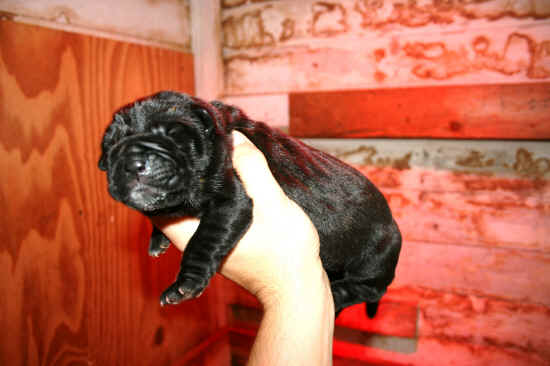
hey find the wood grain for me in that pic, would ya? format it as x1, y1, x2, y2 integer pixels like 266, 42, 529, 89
289, 84, 550, 139
0, 20, 220, 366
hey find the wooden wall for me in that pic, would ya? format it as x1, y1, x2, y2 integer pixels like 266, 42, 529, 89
0, 19, 232, 366
1, 1, 549, 364
222, 0, 550, 94
0, 0, 192, 51
220, 1, 550, 365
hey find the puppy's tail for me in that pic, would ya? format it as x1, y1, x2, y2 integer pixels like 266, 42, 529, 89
366, 302, 379, 318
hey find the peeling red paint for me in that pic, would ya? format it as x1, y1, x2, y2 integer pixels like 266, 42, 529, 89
222, 8, 276, 49
374, 70, 387, 82
374, 48, 386, 62
311, 2, 348, 37
405, 32, 550, 80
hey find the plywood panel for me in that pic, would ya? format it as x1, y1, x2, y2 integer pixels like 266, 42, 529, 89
289, 84, 550, 139
0, 20, 214, 366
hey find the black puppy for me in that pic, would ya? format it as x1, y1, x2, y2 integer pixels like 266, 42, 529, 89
98, 91, 401, 317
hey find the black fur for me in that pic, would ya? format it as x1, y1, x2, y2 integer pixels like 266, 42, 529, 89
98, 91, 401, 316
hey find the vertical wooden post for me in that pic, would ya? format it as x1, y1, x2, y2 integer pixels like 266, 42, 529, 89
190, 0, 224, 100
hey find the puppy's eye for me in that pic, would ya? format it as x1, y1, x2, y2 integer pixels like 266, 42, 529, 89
151, 121, 183, 137
166, 124, 185, 137
151, 122, 168, 135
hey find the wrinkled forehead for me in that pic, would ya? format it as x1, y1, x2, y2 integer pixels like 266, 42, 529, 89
117, 93, 197, 133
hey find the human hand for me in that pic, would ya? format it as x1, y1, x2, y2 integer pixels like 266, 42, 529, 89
151, 131, 326, 306
152, 131, 334, 365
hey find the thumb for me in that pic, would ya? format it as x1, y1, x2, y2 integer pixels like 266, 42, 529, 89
232, 131, 286, 205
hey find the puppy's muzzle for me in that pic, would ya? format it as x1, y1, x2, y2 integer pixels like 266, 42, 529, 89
119, 142, 180, 187
125, 156, 147, 174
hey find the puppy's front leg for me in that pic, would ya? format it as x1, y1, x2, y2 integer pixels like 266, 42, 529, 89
160, 189, 253, 306
148, 226, 171, 257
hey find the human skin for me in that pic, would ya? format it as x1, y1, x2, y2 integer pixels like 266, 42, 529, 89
152, 131, 334, 366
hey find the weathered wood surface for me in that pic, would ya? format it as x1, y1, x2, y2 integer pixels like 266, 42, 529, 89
336, 301, 417, 338
220, 137, 550, 362
220, 1, 550, 364
374, 168, 549, 252
221, 0, 550, 94
306, 138, 550, 179
289, 83, 550, 139
333, 335, 548, 366
333, 287, 550, 365
0, 20, 211, 366
220, 292, 550, 365
394, 240, 550, 306
305, 139, 550, 251
0, 0, 191, 50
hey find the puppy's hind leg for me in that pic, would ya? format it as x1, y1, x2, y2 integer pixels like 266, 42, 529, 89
332, 220, 401, 316
331, 277, 387, 316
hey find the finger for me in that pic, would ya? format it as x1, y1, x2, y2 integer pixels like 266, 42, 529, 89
232, 131, 286, 204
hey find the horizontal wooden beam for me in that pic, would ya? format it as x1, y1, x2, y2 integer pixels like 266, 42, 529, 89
289, 83, 550, 139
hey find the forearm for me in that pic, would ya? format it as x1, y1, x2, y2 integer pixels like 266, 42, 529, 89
247, 267, 335, 366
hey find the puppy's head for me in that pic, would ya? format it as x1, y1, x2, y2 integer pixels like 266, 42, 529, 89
98, 91, 224, 214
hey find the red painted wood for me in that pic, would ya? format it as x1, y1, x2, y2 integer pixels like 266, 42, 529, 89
336, 301, 417, 338
289, 83, 550, 139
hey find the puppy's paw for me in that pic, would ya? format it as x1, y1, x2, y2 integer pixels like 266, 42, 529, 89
148, 229, 171, 257
159, 280, 205, 306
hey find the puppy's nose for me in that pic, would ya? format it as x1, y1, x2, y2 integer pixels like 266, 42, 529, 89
125, 158, 146, 174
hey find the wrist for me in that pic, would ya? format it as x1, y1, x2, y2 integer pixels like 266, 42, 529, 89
247, 266, 335, 366
258, 262, 334, 314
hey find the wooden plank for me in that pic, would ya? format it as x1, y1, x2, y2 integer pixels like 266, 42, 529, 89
190, 0, 224, 100
222, 0, 550, 94
222, 0, 550, 46
0, 20, 207, 366
346, 166, 550, 252
384, 184, 549, 252
333, 336, 548, 366
418, 293, 550, 361
224, 286, 550, 364
385, 287, 550, 362
0, 0, 191, 50
305, 139, 550, 179
289, 83, 550, 139
304, 141, 550, 251
393, 240, 550, 307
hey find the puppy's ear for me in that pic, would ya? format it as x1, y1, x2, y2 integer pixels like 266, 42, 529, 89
98, 129, 112, 171
98, 114, 128, 171
191, 105, 215, 135
98, 153, 108, 171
